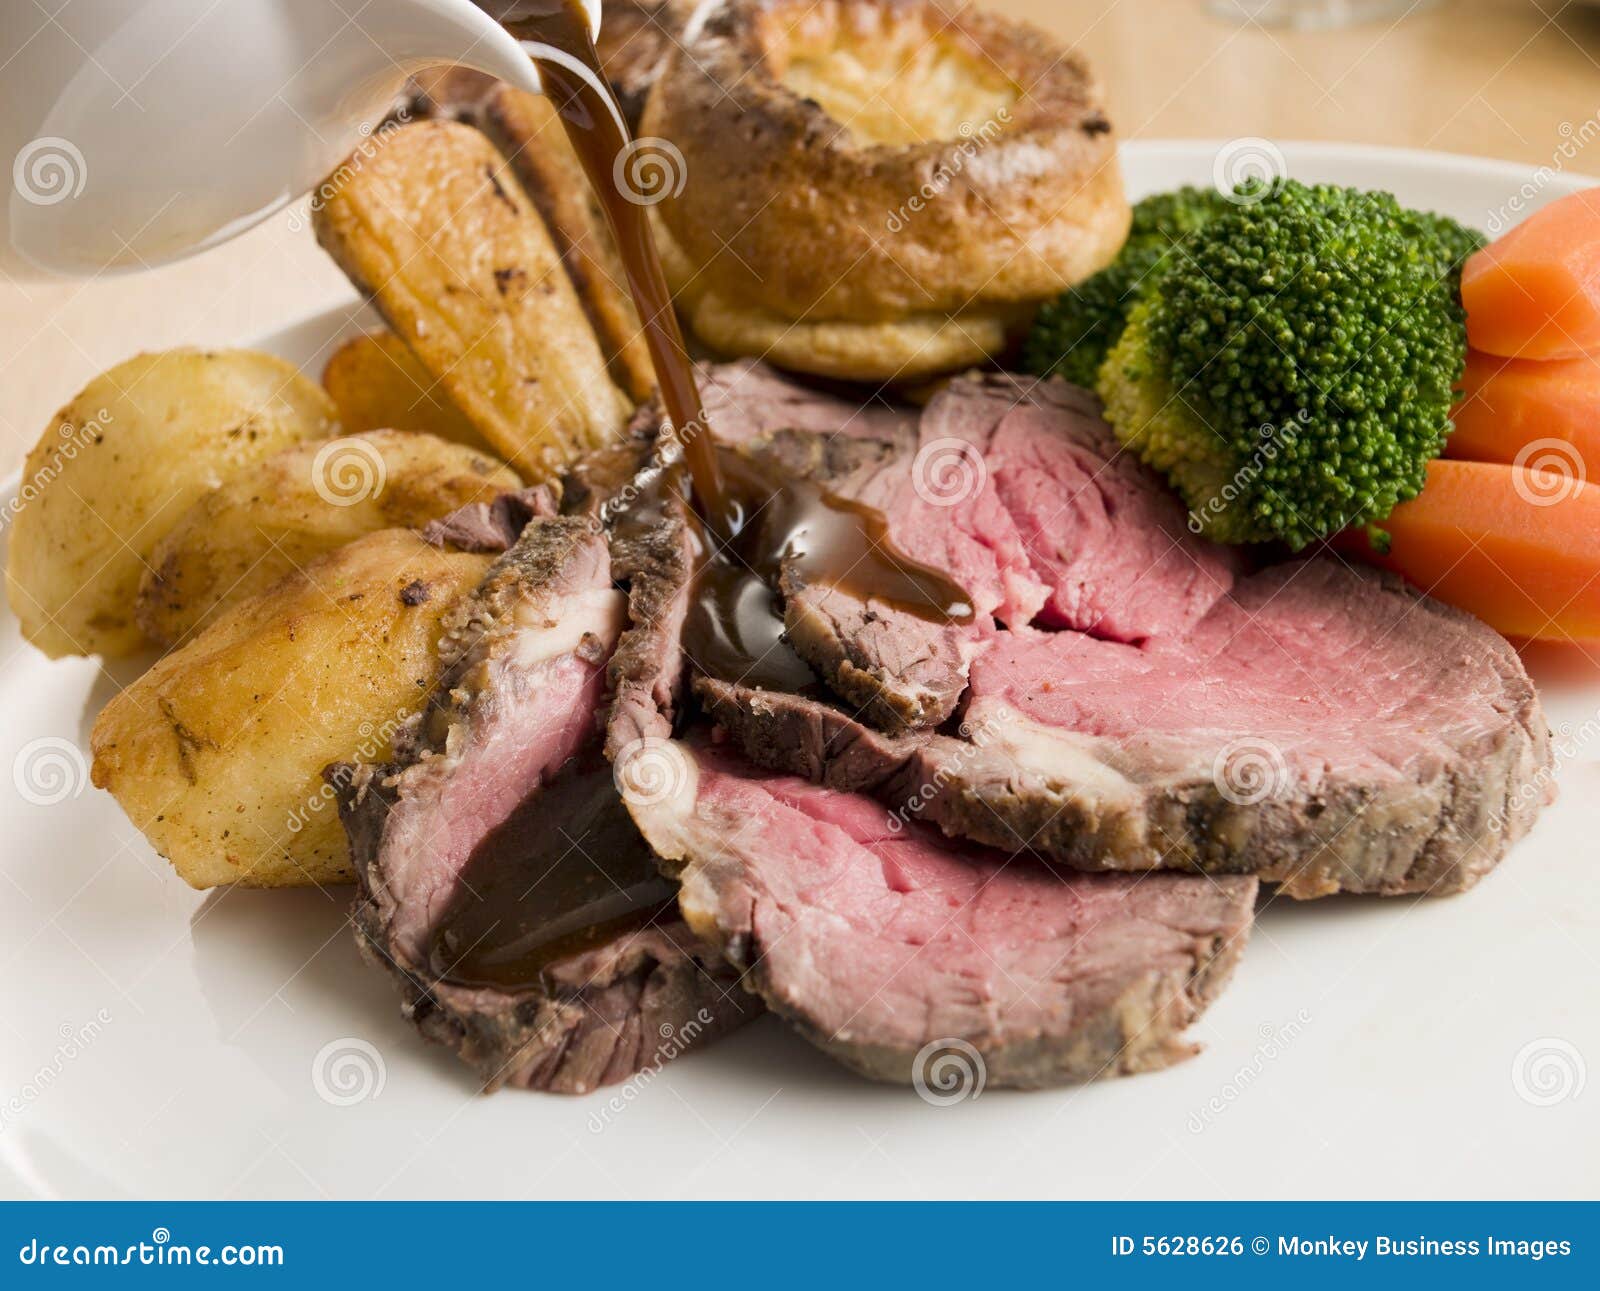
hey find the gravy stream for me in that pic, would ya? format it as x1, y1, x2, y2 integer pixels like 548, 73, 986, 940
504, 0, 732, 533
505, 2, 972, 644
435, 1, 972, 982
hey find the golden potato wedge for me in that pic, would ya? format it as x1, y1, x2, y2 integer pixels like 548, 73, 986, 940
480, 84, 655, 401
4, 349, 336, 659
322, 330, 487, 447
92, 529, 492, 889
313, 119, 632, 480
136, 428, 523, 647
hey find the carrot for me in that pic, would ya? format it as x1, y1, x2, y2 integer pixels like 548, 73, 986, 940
1462, 188, 1600, 360
1339, 458, 1600, 641
1448, 347, 1600, 470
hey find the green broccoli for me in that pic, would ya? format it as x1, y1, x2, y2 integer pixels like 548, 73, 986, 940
1022, 185, 1233, 387
1096, 179, 1479, 549
1406, 208, 1489, 283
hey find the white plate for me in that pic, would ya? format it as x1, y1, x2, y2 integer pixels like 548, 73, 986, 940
2, 141, 1597, 1202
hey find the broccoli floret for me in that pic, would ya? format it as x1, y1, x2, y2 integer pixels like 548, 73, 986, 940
1024, 269, 1143, 388
1406, 208, 1489, 283
1099, 299, 1263, 543
1096, 179, 1474, 549
1023, 186, 1233, 387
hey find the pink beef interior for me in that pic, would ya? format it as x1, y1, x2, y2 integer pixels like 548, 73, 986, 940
699, 357, 917, 445
665, 744, 1255, 1065
968, 558, 1522, 786
702, 359, 1044, 627
702, 363, 1237, 641
382, 549, 622, 960
922, 374, 1240, 640
845, 450, 1047, 628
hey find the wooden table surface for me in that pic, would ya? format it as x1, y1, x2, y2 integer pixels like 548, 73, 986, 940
4, 0, 1598, 476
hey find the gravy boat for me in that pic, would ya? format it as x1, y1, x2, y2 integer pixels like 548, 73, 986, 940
0, 0, 600, 278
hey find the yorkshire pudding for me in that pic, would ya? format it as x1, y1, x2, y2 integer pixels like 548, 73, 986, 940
641, 0, 1129, 379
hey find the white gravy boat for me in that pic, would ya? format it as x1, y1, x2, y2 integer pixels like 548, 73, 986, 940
0, 0, 600, 278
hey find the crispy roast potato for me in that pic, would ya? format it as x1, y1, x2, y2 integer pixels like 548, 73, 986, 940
4, 349, 336, 659
136, 428, 522, 646
92, 530, 492, 889
480, 84, 655, 402
401, 70, 655, 400
321, 330, 489, 448
313, 119, 632, 480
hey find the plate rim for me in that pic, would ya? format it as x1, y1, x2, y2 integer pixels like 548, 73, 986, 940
1124, 135, 1600, 190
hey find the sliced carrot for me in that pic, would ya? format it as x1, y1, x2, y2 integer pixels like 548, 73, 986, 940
1338, 458, 1600, 641
1462, 187, 1600, 359
1448, 347, 1600, 469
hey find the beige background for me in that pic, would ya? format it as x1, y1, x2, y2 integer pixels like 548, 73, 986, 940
3, 0, 1599, 476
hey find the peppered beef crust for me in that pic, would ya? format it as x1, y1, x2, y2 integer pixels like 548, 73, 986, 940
335, 515, 752, 1094
604, 471, 697, 755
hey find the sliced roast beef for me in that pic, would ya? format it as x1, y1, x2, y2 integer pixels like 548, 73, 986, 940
592, 436, 1224, 1090
703, 363, 1044, 628
694, 364, 1239, 733
700, 558, 1552, 898
699, 362, 1035, 618
683, 368, 1551, 897
336, 515, 751, 1093
761, 380, 1033, 733
607, 362, 1032, 731
920, 373, 1241, 640
419, 483, 556, 551
589, 361, 933, 743
623, 739, 1256, 1087
685, 360, 1001, 731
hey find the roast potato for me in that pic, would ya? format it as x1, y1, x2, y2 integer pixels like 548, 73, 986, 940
321, 330, 488, 449
312, 119, 632, 480
137, 428, 522, 645
4, 349, 336, 659
92, 529, 492, 889
479, 84, 655, 401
